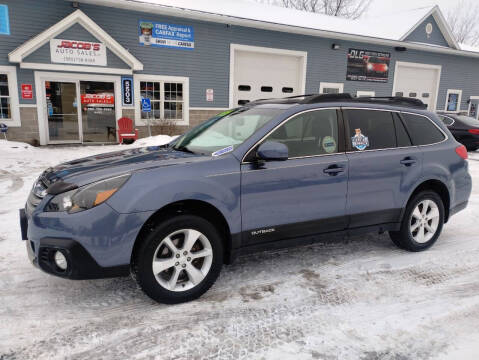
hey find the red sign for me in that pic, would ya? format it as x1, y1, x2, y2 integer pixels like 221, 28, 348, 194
57, 40, 101, 51
21, 84, 33, 99
81, 93, 115, 105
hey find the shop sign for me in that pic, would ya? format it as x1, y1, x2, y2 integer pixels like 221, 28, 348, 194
21, 84, 33, 99
81, 93, 115, 105
0, 5, 10, 35
139, 20, 194, 50
206, 88, 214, 102
50, 39, 107, 66
121, 76, 134, 106
346, 48, 391, 83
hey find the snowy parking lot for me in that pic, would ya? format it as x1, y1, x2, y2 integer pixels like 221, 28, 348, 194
1, 139, 479, 360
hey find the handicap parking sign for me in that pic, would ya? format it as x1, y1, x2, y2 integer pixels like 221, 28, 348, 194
141, 97, 151, 112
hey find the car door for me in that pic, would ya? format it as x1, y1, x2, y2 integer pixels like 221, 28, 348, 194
240, 108, 349, 246
343, 108, 422, 228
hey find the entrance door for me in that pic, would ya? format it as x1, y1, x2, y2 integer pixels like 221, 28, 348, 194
80, 81, 116, 143
45, 81, 81, 143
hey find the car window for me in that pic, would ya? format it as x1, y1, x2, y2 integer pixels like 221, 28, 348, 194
173, 107, 282, 155
344, 109, 396, 151
264, 109, 339, 158
401, 113, 446, 145
437, 115, 455, 127
393, 113, 412, 147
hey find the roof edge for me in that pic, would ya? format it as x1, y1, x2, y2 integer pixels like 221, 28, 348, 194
399, 6, 459, 49
74, 0, 479, 58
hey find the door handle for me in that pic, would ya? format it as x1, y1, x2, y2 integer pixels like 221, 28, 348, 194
323, 165, 345, 175
400, 157, 417, 166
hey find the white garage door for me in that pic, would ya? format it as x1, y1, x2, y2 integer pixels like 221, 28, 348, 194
232, 46, 306, 107
393, 62, 441, 110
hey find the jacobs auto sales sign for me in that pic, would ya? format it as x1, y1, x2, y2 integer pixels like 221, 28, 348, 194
50, 39, 107, 66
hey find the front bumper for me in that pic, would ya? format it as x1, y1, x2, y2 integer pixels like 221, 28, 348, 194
20, 203, 154, 280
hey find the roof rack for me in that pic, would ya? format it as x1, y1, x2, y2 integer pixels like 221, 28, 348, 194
248, 93, 427, 109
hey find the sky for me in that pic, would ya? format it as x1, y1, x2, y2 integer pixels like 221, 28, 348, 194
364, 0, 458, 18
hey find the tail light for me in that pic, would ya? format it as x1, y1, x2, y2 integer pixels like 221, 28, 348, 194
455, 145, 468, 160
468, 129, 479, 135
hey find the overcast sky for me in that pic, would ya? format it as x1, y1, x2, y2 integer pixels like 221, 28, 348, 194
365, 0, 458, 18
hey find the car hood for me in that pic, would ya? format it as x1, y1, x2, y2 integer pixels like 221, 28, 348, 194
40, 145, 209, 187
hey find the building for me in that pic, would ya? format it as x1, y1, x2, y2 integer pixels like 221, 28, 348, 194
0, 0, 479, 145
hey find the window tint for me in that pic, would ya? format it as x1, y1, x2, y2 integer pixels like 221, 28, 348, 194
265, 109, 339, 158
344, 109, 396, 151
393, 113, 412, 147
438, 115, 455, 127
401, 113, 445, 145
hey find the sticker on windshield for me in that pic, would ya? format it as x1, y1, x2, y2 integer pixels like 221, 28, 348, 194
212, 145, 234, 157
351, 128, 369, 151
322, 136, 337, 153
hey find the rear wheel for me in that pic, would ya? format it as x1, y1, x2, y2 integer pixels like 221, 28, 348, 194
389, 191, 444, 252
134, 215, 223, 304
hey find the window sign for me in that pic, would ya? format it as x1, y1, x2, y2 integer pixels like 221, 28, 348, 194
0, 5, 9, 35
50, 39, 107, 66
447, 92, 459, 112
21, 84, 33, 99
139, 20, 194, 50
121, 76, 133, 106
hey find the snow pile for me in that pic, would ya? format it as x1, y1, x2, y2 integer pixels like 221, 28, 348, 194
126, 134, 177, 147
0, 139, 34, 152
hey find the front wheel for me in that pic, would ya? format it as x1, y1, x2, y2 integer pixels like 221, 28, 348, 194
389, 191, 445, 252
134, 215, 223, 304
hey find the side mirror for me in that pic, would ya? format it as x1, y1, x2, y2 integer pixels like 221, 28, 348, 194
257, 141, 288, 161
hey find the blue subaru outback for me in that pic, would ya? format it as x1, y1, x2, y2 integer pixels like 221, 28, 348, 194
20, 94, 472, 304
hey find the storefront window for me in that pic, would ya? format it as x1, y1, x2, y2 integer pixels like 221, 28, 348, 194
140, 80, 184, 121
0, 74, 11, 120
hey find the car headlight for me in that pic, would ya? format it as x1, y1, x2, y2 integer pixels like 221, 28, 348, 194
45, 174, 130, 213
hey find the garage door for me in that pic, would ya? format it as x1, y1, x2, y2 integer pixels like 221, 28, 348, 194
232, 46, 306, 107
393, 62, 441, 110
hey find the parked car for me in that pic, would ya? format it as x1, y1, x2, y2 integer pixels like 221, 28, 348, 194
20, 94, 471, 304
437, 112, 479, 151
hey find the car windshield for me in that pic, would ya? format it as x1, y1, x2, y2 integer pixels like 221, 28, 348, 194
173, 107, 282, 155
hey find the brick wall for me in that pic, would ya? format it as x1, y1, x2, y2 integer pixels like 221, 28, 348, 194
5, 107, 40, 145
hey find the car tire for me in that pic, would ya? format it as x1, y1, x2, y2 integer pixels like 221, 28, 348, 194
389, 191, 445, 252
134, 215, 223, 304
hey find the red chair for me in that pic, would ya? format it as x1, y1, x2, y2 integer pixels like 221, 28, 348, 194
117, 117, 138, 144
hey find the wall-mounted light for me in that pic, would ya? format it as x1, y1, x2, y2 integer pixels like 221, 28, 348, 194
72, 1, 79, 8
331, 43, 340, 50
394, 46, 407, 52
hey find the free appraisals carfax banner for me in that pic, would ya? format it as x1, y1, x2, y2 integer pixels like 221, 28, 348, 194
138, 20, 194, 50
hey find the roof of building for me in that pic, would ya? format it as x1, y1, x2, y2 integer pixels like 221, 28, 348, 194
74, 0, 479, 57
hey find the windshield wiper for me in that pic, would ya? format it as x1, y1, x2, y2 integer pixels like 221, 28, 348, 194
175, 145, 195, 154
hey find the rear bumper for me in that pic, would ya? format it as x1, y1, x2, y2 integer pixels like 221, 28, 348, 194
450, 201, 468, 218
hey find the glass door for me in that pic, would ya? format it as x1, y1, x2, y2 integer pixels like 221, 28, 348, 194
45, 81, 81, 143
80, 81, 116, 143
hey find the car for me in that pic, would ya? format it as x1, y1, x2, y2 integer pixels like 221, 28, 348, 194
365, 56, 389, 74
437, 112, 479, 151
20, 93, 472, 304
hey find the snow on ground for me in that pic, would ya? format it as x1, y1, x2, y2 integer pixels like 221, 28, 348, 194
1, 141, 479, 359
